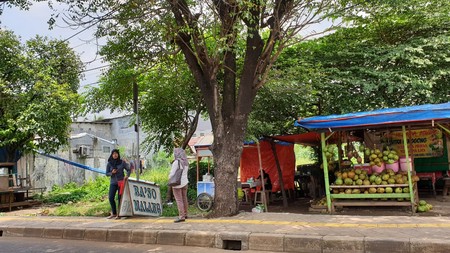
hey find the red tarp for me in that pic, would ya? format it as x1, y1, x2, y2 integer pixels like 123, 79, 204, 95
273, 132, 322, 146
240, 141, 295, 192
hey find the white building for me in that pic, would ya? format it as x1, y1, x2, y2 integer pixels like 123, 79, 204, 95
16, 114, 212, 191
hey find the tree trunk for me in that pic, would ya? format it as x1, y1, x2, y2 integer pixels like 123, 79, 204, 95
209, 119, 248, 217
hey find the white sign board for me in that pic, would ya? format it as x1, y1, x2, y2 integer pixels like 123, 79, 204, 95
118, 178, 163, 217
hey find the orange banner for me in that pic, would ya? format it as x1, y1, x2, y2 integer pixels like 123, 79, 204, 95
382, 129, 443, 158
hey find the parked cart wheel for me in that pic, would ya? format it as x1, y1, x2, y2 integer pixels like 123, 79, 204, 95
196, 192, 213, 211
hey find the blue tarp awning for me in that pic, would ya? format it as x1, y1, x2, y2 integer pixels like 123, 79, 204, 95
295, 102, 450, 131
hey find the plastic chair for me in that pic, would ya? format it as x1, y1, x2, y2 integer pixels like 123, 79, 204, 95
254, 186, 270, 205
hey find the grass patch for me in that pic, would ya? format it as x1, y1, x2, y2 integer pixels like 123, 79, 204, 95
51, 201, 110, 216
44, 162, 211, 217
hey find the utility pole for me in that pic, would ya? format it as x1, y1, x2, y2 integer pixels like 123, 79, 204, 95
133, 81, 140, 181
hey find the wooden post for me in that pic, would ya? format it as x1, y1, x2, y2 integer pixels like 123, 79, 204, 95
256, 142, 268, 212
269, 140, 288, 208
402, 125, 416, 213
321, 132, 332, 213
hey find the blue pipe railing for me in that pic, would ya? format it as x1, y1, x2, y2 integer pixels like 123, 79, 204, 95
38, 151, 106, 175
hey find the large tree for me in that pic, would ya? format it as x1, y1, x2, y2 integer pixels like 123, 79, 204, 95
246, 79, 314, 138
0, 30, 83, 162
272, 0, 450, 116
81, 53, 204, 152
46, 0, 362, 217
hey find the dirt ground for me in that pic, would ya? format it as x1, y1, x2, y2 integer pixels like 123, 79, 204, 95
2, 191, 449, 217
240, 189, 450, 217
0, 203, 61, 217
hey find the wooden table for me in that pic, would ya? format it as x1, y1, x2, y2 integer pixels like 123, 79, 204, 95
241, 181, 260, 189
240, 181, 261, 204
0, 190, 14, 211
443, 177, 450, 197
0, 188, 41, 211
416, 172, 442, 197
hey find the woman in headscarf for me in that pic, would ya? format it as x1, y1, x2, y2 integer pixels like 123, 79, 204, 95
106, 149, 130, 219
169, 148, 189, 223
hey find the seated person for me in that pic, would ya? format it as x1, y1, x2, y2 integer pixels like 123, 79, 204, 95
257, 169, 272, 191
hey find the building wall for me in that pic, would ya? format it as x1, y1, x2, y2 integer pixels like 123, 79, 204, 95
110, 115, 147, 159
17, 121, 116, 191
17, 114, 211, 191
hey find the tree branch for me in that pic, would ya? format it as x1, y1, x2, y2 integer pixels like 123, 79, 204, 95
214, 0, 239, 120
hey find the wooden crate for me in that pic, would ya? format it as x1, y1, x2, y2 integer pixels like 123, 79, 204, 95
0, 176, 9, 190
0, 192, 11, 204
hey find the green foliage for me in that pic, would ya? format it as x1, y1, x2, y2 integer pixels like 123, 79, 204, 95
81, 176, 110, 201
45, 161, 206, 217
150, 150, 172, 168
44, 177, 109, 204
273, 1, 450, 116
52, 201, 110, 217
44, 0, 379, 217
45, 188, 87, 204
0, 0, 41, 15
162, 203, 179, 217
295, 145, 317, 165
139, 59, 205, 152
81, 51, 204, 152
247, 80, 313, 137
83, 201, 111, 216
0, 30, 83, 161
52, 204, 83, 216
187, 161, 214, 191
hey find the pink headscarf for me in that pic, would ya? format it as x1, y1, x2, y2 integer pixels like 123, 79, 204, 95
174, 148, 189, 167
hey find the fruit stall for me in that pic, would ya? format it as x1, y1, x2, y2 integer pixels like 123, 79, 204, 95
295, 102, 450, 214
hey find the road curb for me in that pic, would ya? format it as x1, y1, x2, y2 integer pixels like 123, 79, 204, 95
249, 233, 284, 252
283, 234, 323, 253
364, 237, 410, 253
2, 226, 450, 252
43, 227, 64, 239
107, 229, 132, 243
63, 227, 85, 240
156, 230, 187, 246
410, 238, 450, 253
322, 235, 364, 253
130, 229, 157, 244
185, 230, 215, 248
23, 227, 44, 238
84, 228, 107, 241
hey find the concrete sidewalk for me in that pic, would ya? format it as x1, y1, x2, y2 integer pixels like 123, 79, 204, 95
1, 212, 450, 252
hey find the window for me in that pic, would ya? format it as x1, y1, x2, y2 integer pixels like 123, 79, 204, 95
103, 146, 111, 153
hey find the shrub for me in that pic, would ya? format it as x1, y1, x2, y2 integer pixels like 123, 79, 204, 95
45, 161, 209, 216
187, 161, 214, 190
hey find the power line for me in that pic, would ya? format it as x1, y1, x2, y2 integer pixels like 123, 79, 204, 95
80, 81, 100, 87
81, 64, 110, 73
82, 56, 105, 64
63, 20, 101, 43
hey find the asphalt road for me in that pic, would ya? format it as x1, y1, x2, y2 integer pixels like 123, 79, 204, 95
0, 237, 278, 253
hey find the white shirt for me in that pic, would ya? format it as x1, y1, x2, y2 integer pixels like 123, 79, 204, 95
169, 160, 189, 188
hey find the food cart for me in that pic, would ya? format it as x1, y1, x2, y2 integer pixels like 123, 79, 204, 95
194, 144, 215, 211
295, 102, 450, 214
